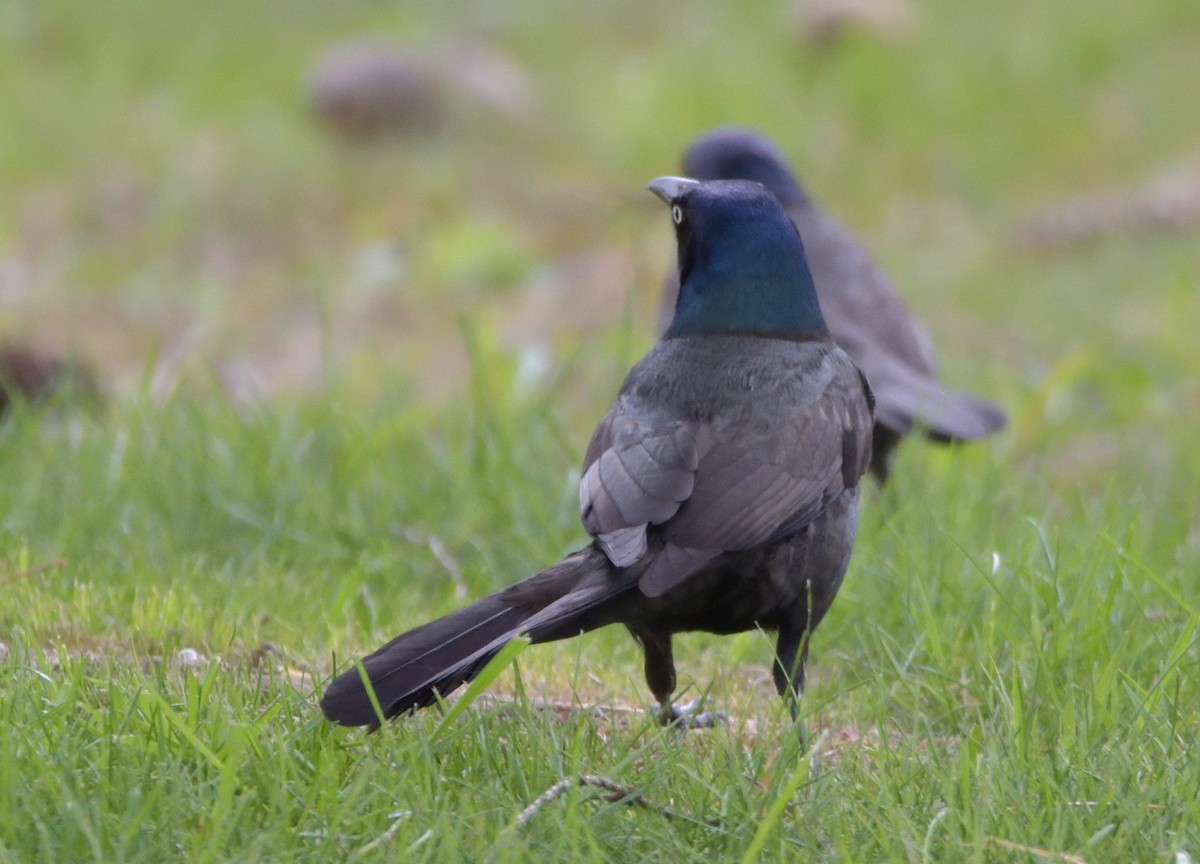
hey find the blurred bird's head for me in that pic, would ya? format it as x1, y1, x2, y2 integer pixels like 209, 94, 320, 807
681, 128, 808, 210
649, 177, 826, 340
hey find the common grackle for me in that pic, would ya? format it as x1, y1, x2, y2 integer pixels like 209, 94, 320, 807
320, 177, 874, 729
663, 128, 1006, 481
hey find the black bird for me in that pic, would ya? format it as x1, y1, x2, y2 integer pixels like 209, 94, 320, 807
662, 128, 1006, 481
320, 177, 874, 728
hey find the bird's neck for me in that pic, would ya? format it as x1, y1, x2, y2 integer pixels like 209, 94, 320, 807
665, 251, 827, 340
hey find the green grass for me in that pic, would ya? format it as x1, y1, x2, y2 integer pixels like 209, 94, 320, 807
2, 0, 1200, 860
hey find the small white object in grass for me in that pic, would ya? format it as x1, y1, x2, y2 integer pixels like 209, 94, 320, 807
351, 239, 408, 297
515, 343, 551, 391
991, 551, 1001, 575
408, 829, 434, 851
1176, 852, 1192, 864
176, 648, 206, 669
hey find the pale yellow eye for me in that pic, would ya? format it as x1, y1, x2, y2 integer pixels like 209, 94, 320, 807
671, 205, 683, 225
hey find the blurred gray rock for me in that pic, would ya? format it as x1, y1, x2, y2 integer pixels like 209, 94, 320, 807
308, 42, 446, 140
307, 38, 538, 141
795, 0, 917, 44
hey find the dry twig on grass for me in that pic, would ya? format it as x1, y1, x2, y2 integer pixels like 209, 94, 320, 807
1018, 166, 1200, 250
983, 836, 1088, 864
0, 557, 67, 585
512, 775, 659, 829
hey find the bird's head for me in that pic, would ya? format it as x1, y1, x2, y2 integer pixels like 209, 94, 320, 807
649, 176, 826, 340
681, 127, 808, 210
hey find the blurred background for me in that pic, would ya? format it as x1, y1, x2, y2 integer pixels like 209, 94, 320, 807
1, 0, 1197, 483
4, 7, 1199, 855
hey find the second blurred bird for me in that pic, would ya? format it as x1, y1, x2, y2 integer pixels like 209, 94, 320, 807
661, 128, 1006, 482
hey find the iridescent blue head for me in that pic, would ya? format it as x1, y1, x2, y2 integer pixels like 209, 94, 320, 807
649, 176, 827, 340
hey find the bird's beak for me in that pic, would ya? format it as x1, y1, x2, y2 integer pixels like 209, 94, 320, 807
647, 176, 700, 204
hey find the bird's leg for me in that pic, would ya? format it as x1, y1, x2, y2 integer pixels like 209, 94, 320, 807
773, 619, 811, 746
869, 426, 899, 484
632, 627, 724, 729
633, 627, 677, 724
772, 627, 807, 715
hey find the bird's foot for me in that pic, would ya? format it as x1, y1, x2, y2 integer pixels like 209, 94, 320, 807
656, 698, 727, 730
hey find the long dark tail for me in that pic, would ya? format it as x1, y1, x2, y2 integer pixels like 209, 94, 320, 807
320, 546, 631, 727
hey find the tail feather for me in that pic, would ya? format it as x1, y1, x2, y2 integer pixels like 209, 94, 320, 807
872, 367, 1006, 443
320, 546, 628, 727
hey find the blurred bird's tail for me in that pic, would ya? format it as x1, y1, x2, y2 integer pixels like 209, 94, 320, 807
873, 367, 1007, 443
320, 545, 628, 727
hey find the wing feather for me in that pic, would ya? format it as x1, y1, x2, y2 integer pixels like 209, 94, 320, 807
579, 341, 873, 596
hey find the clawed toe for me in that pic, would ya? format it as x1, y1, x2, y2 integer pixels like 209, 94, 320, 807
656, 698, 728, 730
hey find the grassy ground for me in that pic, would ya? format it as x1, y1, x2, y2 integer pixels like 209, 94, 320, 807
2, 0, 1199, 860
